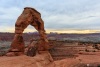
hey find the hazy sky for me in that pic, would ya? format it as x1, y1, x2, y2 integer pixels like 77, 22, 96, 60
0, 0, 100, 33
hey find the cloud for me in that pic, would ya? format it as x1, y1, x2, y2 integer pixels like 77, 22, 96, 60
0, 0, 100, 33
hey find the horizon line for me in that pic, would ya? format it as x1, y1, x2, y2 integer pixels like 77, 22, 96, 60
0, 31, 100, 34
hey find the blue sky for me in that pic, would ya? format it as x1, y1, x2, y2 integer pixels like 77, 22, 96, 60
0, 0, 100, 33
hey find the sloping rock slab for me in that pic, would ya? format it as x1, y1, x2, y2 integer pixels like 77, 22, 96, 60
0, 51, 53, 67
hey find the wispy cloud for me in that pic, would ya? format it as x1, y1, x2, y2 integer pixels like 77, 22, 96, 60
0, 0, 100, 33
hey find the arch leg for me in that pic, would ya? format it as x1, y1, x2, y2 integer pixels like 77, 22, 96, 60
31, 18, 49, 51
9, 22, 29, 53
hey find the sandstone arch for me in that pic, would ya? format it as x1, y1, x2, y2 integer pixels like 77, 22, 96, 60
8, 7, 49, 55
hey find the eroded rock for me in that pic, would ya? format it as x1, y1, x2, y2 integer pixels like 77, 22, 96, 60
7, 7, 49, 56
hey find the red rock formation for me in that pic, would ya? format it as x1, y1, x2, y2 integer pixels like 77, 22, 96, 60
7, 7, 49, 56
1, 51, 54, 67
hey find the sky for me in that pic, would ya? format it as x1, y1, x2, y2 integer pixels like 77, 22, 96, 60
0, 0, 100, 33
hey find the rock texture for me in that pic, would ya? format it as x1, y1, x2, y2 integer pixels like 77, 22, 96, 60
7, 7, 49, 56
1, 51, 54, 67
1, 51, 100, 67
